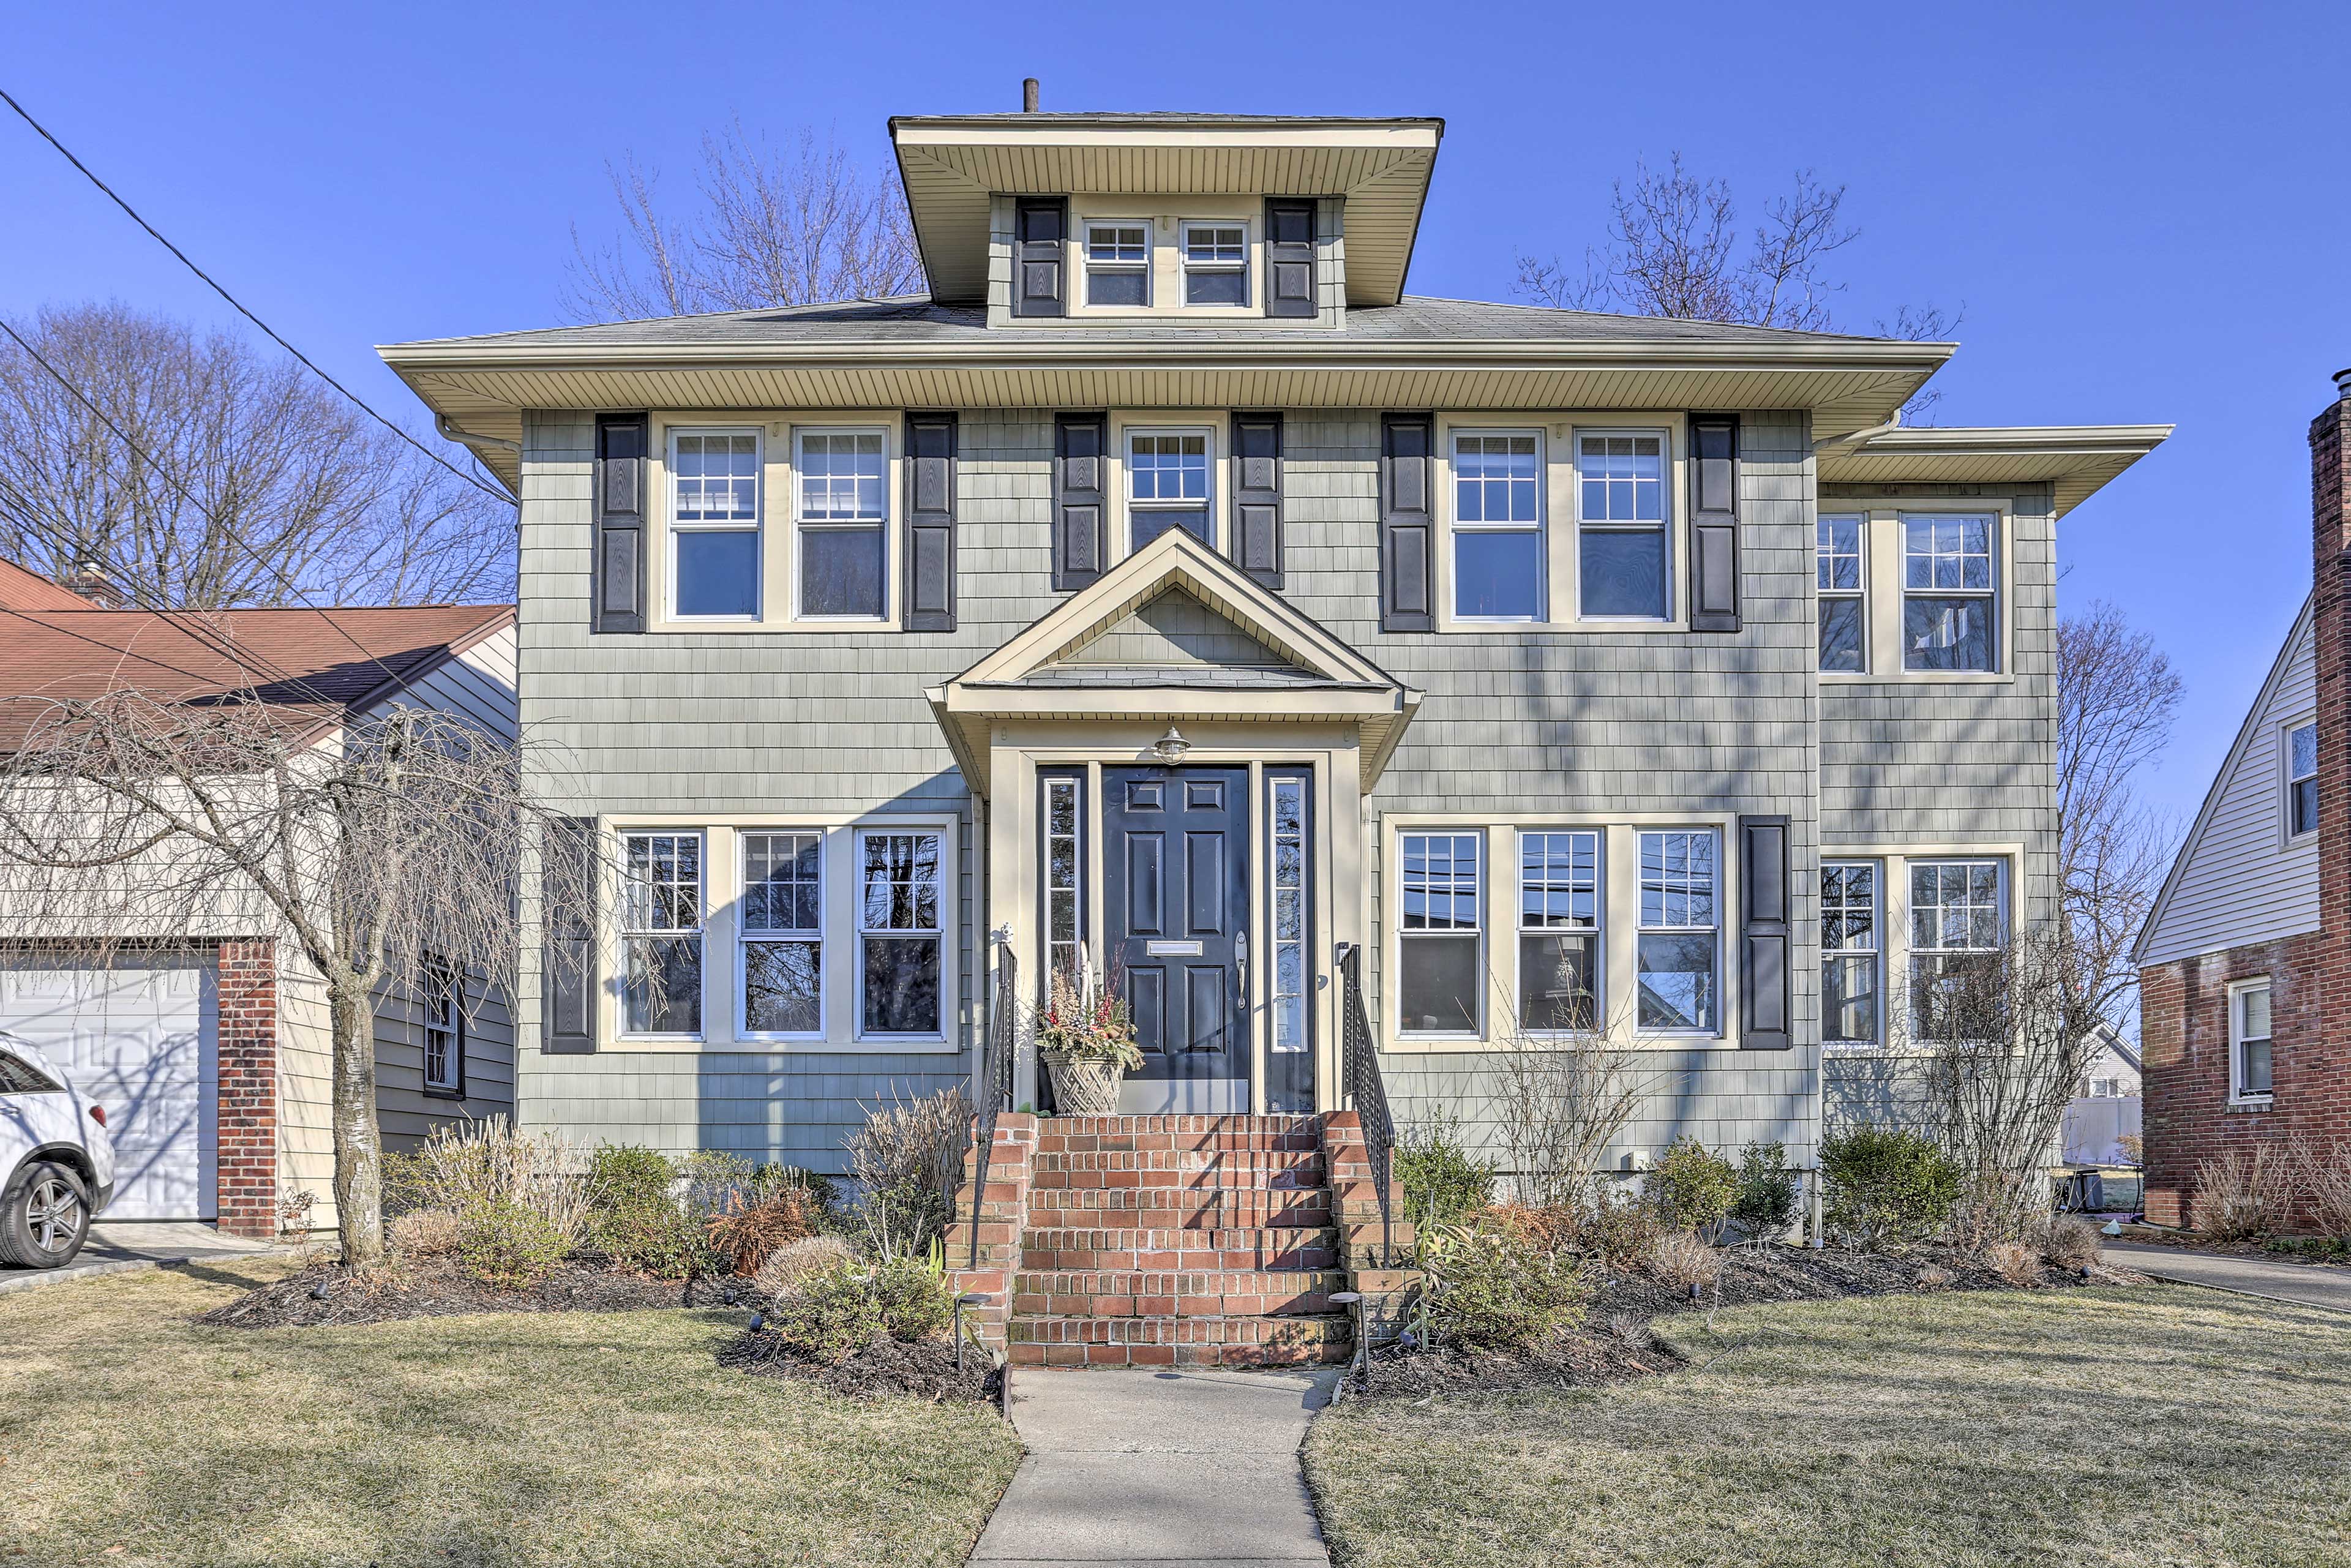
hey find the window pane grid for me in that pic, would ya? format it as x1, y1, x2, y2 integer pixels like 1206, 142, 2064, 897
858, 830, 943, 1038
1637, 830, 1717, 1032
1128, 432, 1210, 501
622, 831, 703, 1035
1578, 434, 1664, 524
672, 433, 759, 525
1270, 779, 1307, 1056
1401, 833, 1481, 931
1821, 861, 1878, 1045
423, 962, 460, 1090
1578, 431, 1668, 618
1902, 514, 1997, 672
797, 431, 887, 522
1182, 225, 1246, 266
1045, 781, 1081, 985
1452, 432, 1544, 621
1638, 831, 1717, 930
1086, 225, 1147, 264
1453, 433, 1541, 528
1520, 830, 1599, 1032
1398, 831, 1480, 1034
1520, 831, 1599, 929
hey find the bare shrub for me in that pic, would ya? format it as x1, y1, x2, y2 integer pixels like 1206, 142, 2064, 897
1482, 1003, 1656, 1210
1984, 1240, 2040, 1287
1914, 1264, 1954, 1290
2117, 1132, 2145, 1168
387, 1207, 463, 1258
753, 1234, 857, 1300
704, 1187, 818, 1277
848, 1086, 973, 1259
2291, 1136, 2351, 1242
274, 1188, 317, 1250
2191, 1147, 2295, 1240
1604, 1312, 1652, 1350
1647, 1231, 1720, 1291
389, 1118, 592, 1247
2045, 1215, 2104, 1272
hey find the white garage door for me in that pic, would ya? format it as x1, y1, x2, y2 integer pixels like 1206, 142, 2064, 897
0, 957, 216, 1220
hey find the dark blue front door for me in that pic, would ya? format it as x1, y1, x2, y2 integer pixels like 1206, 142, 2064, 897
1103, 766, 1250, 1108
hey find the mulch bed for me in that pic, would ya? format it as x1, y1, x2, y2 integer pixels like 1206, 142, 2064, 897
194, 1257, 748, 1329
1349, 1242, 2150, 1400
718, 1324, 999, 1405
2110, 1224, 2351, 1267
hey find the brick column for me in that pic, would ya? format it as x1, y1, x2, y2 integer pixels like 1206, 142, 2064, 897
2308, 378, 2351, 1215
943, 1112, 1037, 1351
214, 939, 279, 1239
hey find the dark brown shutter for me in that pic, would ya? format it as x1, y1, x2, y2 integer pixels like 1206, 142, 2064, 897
1689, 413, 1740, 632
903, 412, 958, 631
1230, 411, 1284, 588
1380, 414, 1435, 632
1264, 199, 1316, 318
1053, 414, 1107, 591
1740, 815, 1791, 1051
593, 413, 647, 634
1013, 198, 1067, 318
542, 816, 596, 1054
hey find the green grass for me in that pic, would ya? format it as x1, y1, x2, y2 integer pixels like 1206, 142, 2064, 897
0, 1257, 1022, 1567
1305, 1286, 2351, 1568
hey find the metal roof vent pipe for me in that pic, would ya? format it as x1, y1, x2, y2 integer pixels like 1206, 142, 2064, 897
1022, 78, 1040, 113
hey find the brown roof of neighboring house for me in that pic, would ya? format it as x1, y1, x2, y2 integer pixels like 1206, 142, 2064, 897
0, 559, 96, 611
0, 602, 514, 747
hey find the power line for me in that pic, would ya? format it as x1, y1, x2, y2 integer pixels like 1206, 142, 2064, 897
0, 84, 514, 506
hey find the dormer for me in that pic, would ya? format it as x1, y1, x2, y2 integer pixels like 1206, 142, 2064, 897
888, 112, 1443, 330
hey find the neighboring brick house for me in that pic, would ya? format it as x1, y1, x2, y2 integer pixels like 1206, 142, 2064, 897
0, 588, 519, 1236
2135, 372, 2351, 1228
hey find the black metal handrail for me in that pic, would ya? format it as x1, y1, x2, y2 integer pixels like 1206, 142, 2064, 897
1337, 943, 1395, 1267
967, 938, 1019, 1269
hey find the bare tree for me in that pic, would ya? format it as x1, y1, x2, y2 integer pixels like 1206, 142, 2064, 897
2058, 601, 2184, 1036
0, 692, 594, 1270
563, 122, 923, 322
1478, 975, 1663, 1208
0, 303, 512, 609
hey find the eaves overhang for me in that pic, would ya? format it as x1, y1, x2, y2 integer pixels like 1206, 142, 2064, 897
1820, 424, 2172, 517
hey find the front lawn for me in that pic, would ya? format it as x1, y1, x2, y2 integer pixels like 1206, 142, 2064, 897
1306, 1285, 2351, 1568
0, 1257, 1022, 1567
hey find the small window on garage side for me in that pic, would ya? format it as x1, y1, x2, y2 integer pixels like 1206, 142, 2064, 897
2285, 720, 2318, 840
2229, 978, 2273, 1103
422, 960, 463, 1095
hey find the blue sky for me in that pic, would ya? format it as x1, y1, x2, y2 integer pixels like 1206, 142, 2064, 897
4, 2, 2347, 821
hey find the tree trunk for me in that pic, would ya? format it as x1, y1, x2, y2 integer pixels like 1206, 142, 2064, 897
328, 977, 385, 1270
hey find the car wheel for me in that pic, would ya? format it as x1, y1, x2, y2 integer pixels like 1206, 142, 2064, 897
0, 1160, 92, 1269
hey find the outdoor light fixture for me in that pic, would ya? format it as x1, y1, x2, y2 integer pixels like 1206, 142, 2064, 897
1151, 726, 1192, 765
954, 1291, 992, 1373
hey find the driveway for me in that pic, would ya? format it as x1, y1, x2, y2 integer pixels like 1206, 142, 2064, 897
2104, 1240, 2351, 1313
0, 1221, 281, 1295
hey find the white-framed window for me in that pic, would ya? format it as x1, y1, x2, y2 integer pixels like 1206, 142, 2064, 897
1126, 428, 1213, 549
1452, 430, 1545, 621
1084, 222, 1150, 307
422, 959, 463, 1093
669, 430, 761, 620
1518, 829, 1600, 1030
795, 428, 888, 620
1909, 859, 2004, 1039
2229, 977, 2273, 1102
1398, 831, 1482, 1035
856, 829, 945, 1038
1821, 860, 1879, 1046
1578, 431, 1671, 620
1043, 776, 1084, 985
2086, 1075, 2125, 1099
2285, 719, 2319, 840
741, 831, 823, 1038
621, 831, 704, 1037
1180, 222, 1248, 307
1902, 514, 1997, 672
1269, 776, 1309, 1058
1818, 514, 1866, 672
1637, 830, 1719, 1032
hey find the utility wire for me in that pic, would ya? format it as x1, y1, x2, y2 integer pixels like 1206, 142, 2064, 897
0, 84, 514, 506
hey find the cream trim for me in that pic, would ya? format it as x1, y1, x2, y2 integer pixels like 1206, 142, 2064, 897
1810, 501, 2019, 684
1815, 842, 2022, 1058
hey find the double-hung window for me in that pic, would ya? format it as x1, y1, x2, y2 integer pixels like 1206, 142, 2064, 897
422, 959, 462, 1093
796, 429, 888, 620
1902, 514, 1997, 671
1578, 432, 1670, 619
670, 431, 760, 618
1084, 222, 1150, 306
741, 831, 823, 1037
2286, 720, 2319, 839
1910, 860, 2003, 1039
622, 831, 703, 1035
1518, 830, 1600, 1030
1398, 832, 1482, 1035
1637, 830, 1719, 1031
1180, 223, 1248, 306
1818, 515, 1866, 672
1820, 861, 1879, 1046
1452, 431, 1543, 621
1127, 430, 1212, 548
2229, 978, 2273, 1102
857, 830, 944, 1037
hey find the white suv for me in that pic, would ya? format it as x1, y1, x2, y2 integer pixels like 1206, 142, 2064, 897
0, 1031, 116, 1268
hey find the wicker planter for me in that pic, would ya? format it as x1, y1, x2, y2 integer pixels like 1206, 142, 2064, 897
1043, 1052, 1125, 1116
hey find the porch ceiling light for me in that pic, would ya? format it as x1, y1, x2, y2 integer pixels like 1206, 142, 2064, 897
1151, 726, 1192, 765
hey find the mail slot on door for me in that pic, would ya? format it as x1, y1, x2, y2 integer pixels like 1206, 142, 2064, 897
1145, 940, 1205, 956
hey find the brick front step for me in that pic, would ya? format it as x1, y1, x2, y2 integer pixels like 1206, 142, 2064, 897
1019, 1226, 1342, 1273
1034, 1115, 1322, 1156
1013, 1269, 1351, 1318
1024, 1186, 1332, 1226
1026, 1148, 1327, 1188
1007, 1311, 1352, 1367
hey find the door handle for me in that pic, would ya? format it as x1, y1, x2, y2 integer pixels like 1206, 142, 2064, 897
1234, 929, 1248, 993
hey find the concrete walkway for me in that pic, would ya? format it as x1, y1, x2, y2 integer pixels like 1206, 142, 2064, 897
972, 1367, 1338, 1567
0, 1221, 281, 1296
2106, 1240, 2351, 1314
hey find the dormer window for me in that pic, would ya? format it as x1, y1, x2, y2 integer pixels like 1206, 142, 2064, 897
1181, 223, 1248, 307
1084, 223, 1150, 306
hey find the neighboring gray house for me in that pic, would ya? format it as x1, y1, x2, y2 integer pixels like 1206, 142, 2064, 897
384, 106, 2167, 1185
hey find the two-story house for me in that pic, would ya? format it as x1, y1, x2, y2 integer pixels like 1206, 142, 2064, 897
383, 104, 2164, 1362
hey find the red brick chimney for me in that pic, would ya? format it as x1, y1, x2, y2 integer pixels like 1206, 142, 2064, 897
2314, 371, 2351, 1149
